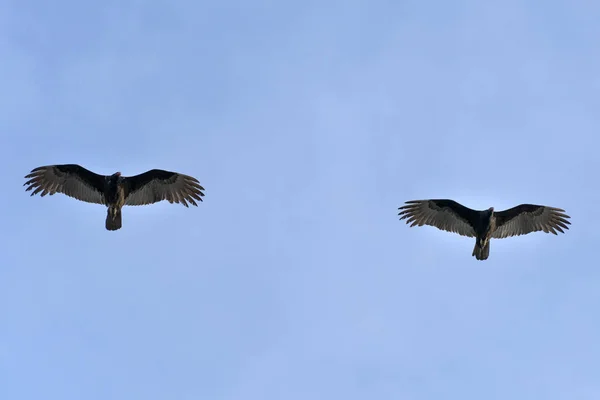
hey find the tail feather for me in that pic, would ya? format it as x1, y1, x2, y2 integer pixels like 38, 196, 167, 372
472, 241, 490, 261
106, 208, 122, 231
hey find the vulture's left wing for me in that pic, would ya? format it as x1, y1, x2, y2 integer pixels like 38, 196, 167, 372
398, 199, 479, 238
492, 204, 571, 238
24, 164, 107, 204
123, 169, 205, 207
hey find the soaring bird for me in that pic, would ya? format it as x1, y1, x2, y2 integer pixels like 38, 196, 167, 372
398, 199, 570, 260
24, 164, 205, 231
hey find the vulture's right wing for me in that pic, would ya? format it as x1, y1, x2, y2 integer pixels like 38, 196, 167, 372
398, 199, 478, 237
492, 204, 571, 238
123, 169, 204, 207
24, 164, 107, 204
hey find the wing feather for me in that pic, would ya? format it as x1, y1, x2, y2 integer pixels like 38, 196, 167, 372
398, 199, 478, 238
24, 164, 106, 205
123, 169, 205, 207
492, 204, 571, 238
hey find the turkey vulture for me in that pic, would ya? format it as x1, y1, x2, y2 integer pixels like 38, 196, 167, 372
24, 164, 205, 231
398, 199, 570, 260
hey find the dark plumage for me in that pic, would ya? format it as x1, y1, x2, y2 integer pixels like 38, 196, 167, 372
398, 199, 570, 260
24, 164, 205, 231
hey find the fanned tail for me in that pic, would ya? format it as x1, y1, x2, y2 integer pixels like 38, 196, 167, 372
106, 207, 122, 231
472, 241, 490, 261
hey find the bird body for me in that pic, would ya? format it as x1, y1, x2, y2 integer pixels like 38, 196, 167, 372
24, 164, 205, 231
398, 199, 570, 260
104, 172, 126, 230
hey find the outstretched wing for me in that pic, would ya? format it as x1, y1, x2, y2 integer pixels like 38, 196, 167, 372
123, 169, 205, 207
492, 204, 571, 238
398, 199, 478, 238
24, 164, 106, 205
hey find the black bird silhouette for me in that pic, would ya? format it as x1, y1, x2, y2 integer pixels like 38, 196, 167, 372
24, 164, 204, 230
398, 199, 570, 260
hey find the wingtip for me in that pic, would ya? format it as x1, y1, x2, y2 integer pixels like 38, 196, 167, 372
28, 166, 47, 174
398, 202, 419, 210
549, 206, 566, 212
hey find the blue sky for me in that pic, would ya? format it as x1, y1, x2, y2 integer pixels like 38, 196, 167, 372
1, 0, 599, 399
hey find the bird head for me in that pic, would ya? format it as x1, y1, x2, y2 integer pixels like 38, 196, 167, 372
109, 172, 122, 182
488, 207, 494, 215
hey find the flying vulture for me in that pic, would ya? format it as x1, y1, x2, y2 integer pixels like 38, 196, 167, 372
398, 199, 571, 260
24, 164, 205, 231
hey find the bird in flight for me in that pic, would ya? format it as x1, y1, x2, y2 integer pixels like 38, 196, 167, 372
398, 199, 570, 260
24, 164, 205, 231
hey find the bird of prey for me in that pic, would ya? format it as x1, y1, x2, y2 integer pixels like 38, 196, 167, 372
24, 164, 205, 231
398, 199, 570, 260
